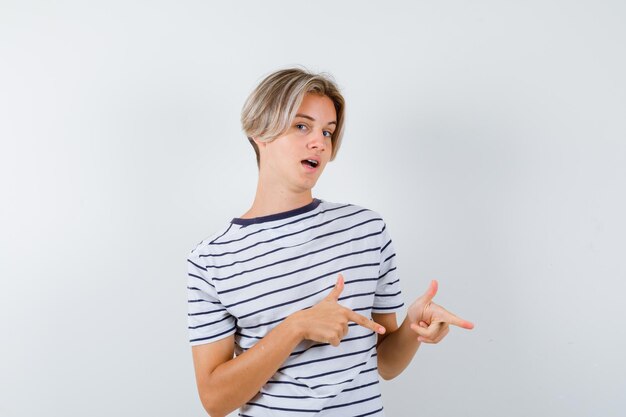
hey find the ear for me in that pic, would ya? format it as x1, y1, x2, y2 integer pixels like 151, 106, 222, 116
249, 136, 267, 148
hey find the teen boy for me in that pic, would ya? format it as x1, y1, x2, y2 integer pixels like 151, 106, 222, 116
187, 68, 474, 417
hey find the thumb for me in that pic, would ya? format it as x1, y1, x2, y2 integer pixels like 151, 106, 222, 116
325, 274, 344, 301
420, 279, 438, 303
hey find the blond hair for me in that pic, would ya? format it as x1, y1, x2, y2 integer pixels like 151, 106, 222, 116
241, 68, 345, 167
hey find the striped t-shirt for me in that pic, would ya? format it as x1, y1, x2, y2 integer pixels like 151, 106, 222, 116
187, 198, 404, 416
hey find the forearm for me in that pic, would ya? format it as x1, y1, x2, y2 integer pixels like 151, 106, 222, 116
200, 316, 303, 416
376, 315, 420, 380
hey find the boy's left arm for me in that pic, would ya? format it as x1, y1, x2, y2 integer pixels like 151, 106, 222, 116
373, 279, 474, 380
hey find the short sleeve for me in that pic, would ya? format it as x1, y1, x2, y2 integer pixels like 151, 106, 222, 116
372, 223, 404, 314
186, 251, 236, 346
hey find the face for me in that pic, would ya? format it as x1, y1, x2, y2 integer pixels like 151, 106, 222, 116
256, 93, 337, 194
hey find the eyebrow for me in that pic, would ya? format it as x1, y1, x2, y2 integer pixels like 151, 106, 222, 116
295, 113, 337, 126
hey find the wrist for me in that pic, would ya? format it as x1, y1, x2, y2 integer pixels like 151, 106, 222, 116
283, 310, 306, 343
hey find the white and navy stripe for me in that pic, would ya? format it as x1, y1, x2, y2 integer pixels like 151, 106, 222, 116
187, 199, 404, 416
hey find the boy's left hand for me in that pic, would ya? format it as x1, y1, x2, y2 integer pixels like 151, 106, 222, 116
407, 280, 474, 344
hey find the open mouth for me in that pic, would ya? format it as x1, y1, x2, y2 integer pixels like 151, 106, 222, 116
301, 159, 319, 168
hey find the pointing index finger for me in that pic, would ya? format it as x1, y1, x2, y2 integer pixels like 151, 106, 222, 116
346, 309, 386, 334
441, 310, 474, 330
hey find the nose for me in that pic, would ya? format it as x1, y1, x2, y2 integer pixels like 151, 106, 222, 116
307, 129, 327, 152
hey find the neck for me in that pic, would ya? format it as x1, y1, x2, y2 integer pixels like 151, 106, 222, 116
241, 180, 314, 219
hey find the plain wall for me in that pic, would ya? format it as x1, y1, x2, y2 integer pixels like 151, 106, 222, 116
1, 1, 625, 416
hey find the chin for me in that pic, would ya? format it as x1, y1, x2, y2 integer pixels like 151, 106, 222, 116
295, 180, 318, 192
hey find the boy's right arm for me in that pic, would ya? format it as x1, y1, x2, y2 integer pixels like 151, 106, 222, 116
191, 274, 385, 417
192, 317, 303, 417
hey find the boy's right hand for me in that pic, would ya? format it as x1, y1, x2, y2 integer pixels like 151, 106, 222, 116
289, 274, 386, 346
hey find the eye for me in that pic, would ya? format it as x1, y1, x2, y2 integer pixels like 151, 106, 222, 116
295, 123, 308, 131
323, 130, 334, 138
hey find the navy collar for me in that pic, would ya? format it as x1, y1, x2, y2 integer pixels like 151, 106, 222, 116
231, 198, 322, 226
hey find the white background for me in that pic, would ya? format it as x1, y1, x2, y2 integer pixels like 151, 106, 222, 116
1, 1, 625, 416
